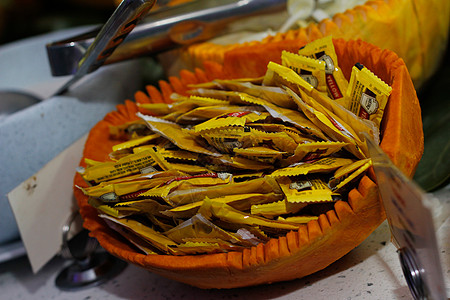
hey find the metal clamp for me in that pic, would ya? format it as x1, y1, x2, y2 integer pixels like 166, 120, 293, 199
398, 247, 429, 300
55, 211, 127, 291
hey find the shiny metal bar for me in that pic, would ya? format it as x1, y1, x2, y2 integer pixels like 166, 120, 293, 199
47, 0, 287, 76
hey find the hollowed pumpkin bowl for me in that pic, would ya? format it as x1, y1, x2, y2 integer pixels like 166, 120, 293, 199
74, 38, 423, 289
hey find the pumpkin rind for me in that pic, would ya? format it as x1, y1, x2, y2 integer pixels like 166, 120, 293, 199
175, 0, 449, 89
74, 39, 423, 288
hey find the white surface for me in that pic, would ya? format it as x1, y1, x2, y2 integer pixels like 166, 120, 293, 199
0, 218, 448, 300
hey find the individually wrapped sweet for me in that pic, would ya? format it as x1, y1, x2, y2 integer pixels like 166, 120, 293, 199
212, 78, 296, 109
271, 157, 354, 178
262, 102, 329, 141
330, 159, 372, 193
78, 150, 158, 184
277, 176, 338, 204
99, 214, 178, 253
285, 87, 367, 159
297, 35, 348, 102
281, 50, 327, 94
198, 198, 301, 234
250, 199, 307, 218
345, 63, 392, 127
137, 113, 221, 157
192, 111, 270, 133
282, 140, 348, 166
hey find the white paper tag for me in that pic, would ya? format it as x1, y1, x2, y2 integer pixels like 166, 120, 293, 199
366, 136, 447, 300
8, 134, 87, 273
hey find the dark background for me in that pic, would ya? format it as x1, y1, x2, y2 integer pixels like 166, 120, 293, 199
0, 0, 115, 45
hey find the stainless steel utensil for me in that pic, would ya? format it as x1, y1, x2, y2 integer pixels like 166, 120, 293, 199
47, 0, 287, 77
53, 0, 156, 95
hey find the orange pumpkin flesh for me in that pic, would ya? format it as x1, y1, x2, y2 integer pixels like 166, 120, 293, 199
74, 39, 423, 289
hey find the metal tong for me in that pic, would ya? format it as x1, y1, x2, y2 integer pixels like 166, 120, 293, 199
47, 0, 287, 83
52, 0, 156, 95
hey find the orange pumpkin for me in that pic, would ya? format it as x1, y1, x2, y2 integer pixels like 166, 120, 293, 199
165, 0, 449, 90
74, 38, 423, 289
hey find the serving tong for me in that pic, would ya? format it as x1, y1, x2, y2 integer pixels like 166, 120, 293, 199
47, 0, 287, 93
52, 0, 157, 95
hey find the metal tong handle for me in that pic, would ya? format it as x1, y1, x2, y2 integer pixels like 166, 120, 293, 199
54, 0, 156, 96
47, 0, 288, 77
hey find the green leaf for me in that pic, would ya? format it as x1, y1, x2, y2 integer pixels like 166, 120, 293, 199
413, 46, 450, 192
413, 120, 450, 191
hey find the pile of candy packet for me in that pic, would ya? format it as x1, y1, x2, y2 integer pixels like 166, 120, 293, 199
77, 36, 392, 255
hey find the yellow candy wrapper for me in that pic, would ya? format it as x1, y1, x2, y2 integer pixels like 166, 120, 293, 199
231, 172, 264, 182
237, 127, 299, 154
233, 146, 286, 164
140, 172, 232, 206
268, 66, 378, 151
78, 150, 157, 184
262, 102, 329, 141
200, 125, 297, 155
188, 88, 245, 103
137, 113, 221, 157
213, 79, 296, 109
329, 159, 372, 193
250, 199, 307, 218
271, 157, 354, 178
88, 197, 135, 218
166, 162, 212, 175
281, 50, 327, 94
164, 213, 241, 245
136, 102, 173, 116
109, 119, 149, 140
99, 214, 177, 253
200, 126, 256, 154
285, 87, 367, 159
192, 111, 270, 133
277, 176, 337, 204
102, 218, 160, 255
298, 35, 348, 101
111, 134, 160, 152
154, 148, 199, 162
296, 84, 380, 145
176, 105, 264, 124
345, 63, 392, 127
248, 123, 307, 138
282, 141, 348, 166
277, 215, 319, 224
169, 242, 225, 255
80, 169, 186, 201
146, 146, 173, 171
207, 155, 274, 172
163, 192, 282, 219
328, 158, 371, 188
263, 61, 315, 93
167, 177, 282, 206
198, 198, 300, 233
115, 199, 171, 218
